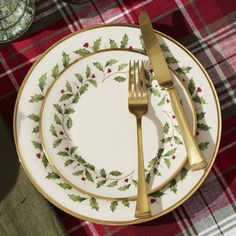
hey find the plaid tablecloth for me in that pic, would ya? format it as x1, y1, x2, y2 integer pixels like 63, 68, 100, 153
1, 0, 235, 235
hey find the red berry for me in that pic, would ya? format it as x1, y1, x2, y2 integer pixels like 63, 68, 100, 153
65, 147, 69, 151
157, 162, 160, 165
124, 178, 128, 182
81, 177, 85, 181
196, 131, 199, 136
83, 42, 89, 48
61, 89, 65, 93
107, 68, 112, 73
149, 69, 153, 73
172, 156, 176, 160
167, 99, 170, 103
150, 198, 156, 204
36, 153, 41, 159
96, 177, 98, 179
172, 115, 176, 119
171, 144, 173, 146
92, 74, 95, 78
197, 87, 202, 92
59, 131, 64, 135
129, 46, 133, 49
182, 79, 185, 82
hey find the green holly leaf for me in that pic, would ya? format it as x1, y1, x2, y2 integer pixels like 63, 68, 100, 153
42, 154, 48, 168
90, 197, 99, 211
149, 88, 160, 96
29, 94, 44, 103
66, 117, 73, 129
93, 62, 103, 72
164, 158, 171, 168
175, 125, 182, 135
157, 148, 164, 159
92, 38, 101, 52
86, 65, 91, 78
146, 173, 151, 184
79, 84, 89, 95
164, 148, 177, 156
150, 191, 165, 198
38, 74, 47, 92
153, 168, 161, 176
46, 172, 60, 179
160, 44, 169, 52
96, 179, 107, 188
110, 201, 118, 212
161, 137, 172, 143
105, 59, 118, 67
50, 124, 57, 137
54, 114, 61, 125
57, 151, 69, 157
85, 163, 95, 171
114, 76, 126, 82
28, 114, 39, 122
85, 170, 93, 182
75, 73, 83, 83
193, 95, 207, 104
73, 92, 80, 103
68, 194, 87, 202
109, 170, 122, 176
120, 33, 128, 48
58, 183, 72, 190
139, 35, 145, 50
163, 122, 169, 134
122, 200, 130, 207
70, 146, 77, 155
109, 39, 118, 48
188, 78, 196, 95
197, 123, 210, 131
66, 81, 72, 92
62, 52, 70, 68
198, 142, 210, 150
170, 179, 177, 193
32, 141, 42, 150
148, 157, 157, 168
118, 63, 128, 71
180, 167, 188, 181
65, 159, 74, 167
88, 79, 97, 87
74, 48, 90, 56
118, 184, 131, 191
174, 136, 183, 144
65, 107, 75, 115
107, 180, 118, 187
60, 93, 73, 102
53, 139, 62, 148
33, 126, 39, 133
73, 170, 84, 176
197, 112, 205, 121
132, 180, 137, 187
75, 155, 86, 164
175, 66, 192, 75
100, 168, 106, 178
166, 57, 178, 64
53, 104, 63, 114
158, 96, 166, 105
52, 64, 59, 78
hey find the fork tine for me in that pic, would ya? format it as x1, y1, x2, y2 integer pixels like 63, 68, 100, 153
133, 60, 137, 98
137, 61, 141, 97
141, 61, 147, 98
129, 61, 132, 98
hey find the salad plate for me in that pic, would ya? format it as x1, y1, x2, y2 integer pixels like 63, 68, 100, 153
14, 24, 221, 224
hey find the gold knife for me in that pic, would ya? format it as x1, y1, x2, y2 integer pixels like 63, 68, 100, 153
139, 11, 207, 170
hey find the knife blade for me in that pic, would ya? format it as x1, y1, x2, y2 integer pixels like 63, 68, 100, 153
139, 11, 207, 170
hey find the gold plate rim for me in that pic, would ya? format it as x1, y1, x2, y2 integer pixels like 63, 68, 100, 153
13, 23, 222, 225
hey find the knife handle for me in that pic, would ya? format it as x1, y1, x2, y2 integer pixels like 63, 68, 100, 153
167, 85, 208, 170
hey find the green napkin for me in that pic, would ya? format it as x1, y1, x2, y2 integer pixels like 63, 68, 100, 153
0, 115, 67, 236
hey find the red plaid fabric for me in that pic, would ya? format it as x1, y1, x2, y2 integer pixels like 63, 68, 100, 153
1, 0, 236, 235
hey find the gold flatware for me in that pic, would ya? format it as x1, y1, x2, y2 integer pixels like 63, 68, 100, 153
128, 61, 151, 218
139, 11, 207, 170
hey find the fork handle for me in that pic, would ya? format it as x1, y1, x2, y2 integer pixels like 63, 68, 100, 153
135, 117, 151, 219
168, 86, 208, 170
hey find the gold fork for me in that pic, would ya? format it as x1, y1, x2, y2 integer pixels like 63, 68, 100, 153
128, 61, 151, 218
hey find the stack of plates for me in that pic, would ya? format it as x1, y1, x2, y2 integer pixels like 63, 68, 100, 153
0, 0, 35, 43
14, 25, 221, 225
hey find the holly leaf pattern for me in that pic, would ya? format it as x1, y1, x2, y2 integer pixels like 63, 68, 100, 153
150, 191, 165, 198
174, 136, 183, 144
164, 158, 171, 168
120, 33, 128, 48
92, 38, 101, 52
33, 126, 39, 133
100, 168, 106, 178
74, 48, 90, 56
166, 57, 178, 64
149, 88, 161, 97
198, 142, 210, 150
175, 66, 192, 75
46, 172, 60, 179
52, 64, 59, 78
158, 96, 166, 105
109, 171, 122, 176
29, 94, 44, 103
60, 94, 73, 102
197, 112, 205, 121
114, 76, 126, 82
122, 200, 130, 207
68, 194, 87, 202
50, 124, 57, 137
70, 146, 77, 155
90, 197, 99, 211
57, 151, 69, 157
65, 159, 74, 167
146, 173, 151, 184
73, 170, 84, 176
180, 167, 188, 181
38, 74, 47, 92
105, 59, 118, 67
75, 73, 83, 83
65, 107, 75, 115
93, 62, 103, 72
32, 141, 42, 150
170, 179, 177, 193
164, 148, 176, 156
85, 170, 93, 182
53, 104, 63, 114
118, 63, 128, 71
110, 201, 118, 212
66, 117, 73, 129
75, 155, 86, 164
163, 122, 169, 134
88, 79, 97, 87
62, 52, 70, 68
96, 179, 107, 188
107, 180, 118, 187
85, 163, 95, 171
53, 139, 62, 148
109, 39, 118, 48
160, 44, 169, 52
28, 114, 39, 122
79, 84, 89, 95
54, 114, 61, 124
188, 78, 196, 95
66, 81, 72, 92
86, 65, 91, 78
42, 154, 49, 168
193, 95, 207, 104
118, 184, 131, 191
197, 123, 210, 131
58, 183, 72, 190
